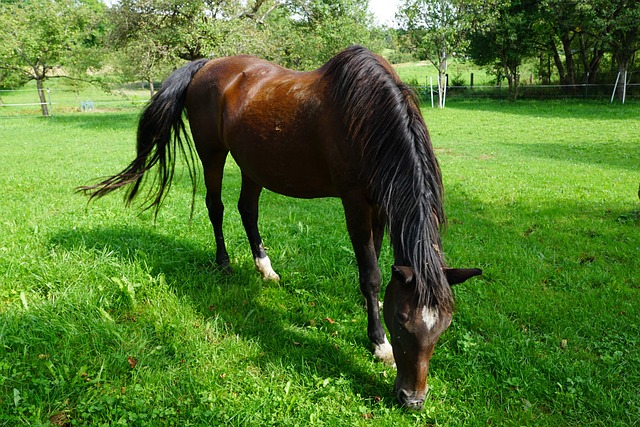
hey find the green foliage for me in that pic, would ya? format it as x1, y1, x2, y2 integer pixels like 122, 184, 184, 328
0, 0, 381, 99
467, 0, 538, 100
605, 0, 640, 82
391, 0, 640, 101
278, 0, 376, 69
396, 0, 474, 106
107, 0, 378, 80
0, 0, 108, 84
535, 0, 639, 90
0, 0, 108, 113
1, 99, 639, 425
0, 0, 638, 104
396, 0, 470, 65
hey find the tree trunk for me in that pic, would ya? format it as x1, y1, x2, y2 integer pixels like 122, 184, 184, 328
560, 33, 577, 91
612, 24, 638, 102
579, 36, 602, 83
587, 50, 603, 83
505, 73, 519, 101
539, 54, 550, 85
616, 59, 629, 102
550, 39, 566, 85
36, 77, 49, 117
504, 62, 520, 101
147, 78, 155, 98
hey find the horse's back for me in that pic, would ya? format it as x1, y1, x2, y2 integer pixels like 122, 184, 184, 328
186, 56, 350, 198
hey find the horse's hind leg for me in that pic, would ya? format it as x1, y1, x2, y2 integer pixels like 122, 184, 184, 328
202, 151, 232, 273
238, 173, 280, 281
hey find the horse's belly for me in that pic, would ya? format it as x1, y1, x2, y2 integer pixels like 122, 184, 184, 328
221, 75, 350, 198
230, 144, 339, 198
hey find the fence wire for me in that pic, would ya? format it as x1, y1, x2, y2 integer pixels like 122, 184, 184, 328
0, 87, 150, 119
1, 81, 638, 119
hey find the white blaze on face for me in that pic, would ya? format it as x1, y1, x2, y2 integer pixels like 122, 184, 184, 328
421, 306, 439, 330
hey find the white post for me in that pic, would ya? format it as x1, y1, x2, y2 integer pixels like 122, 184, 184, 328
622, 70, 628, 104
611, 72, 621, 103
430, 77, 434, 108
47, 88, 54, 121
437, 74, 441, 108
443, 74, 448, 108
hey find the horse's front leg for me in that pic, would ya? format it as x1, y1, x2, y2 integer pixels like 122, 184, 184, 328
238, 173, 280, 281
342, 196, 394, 365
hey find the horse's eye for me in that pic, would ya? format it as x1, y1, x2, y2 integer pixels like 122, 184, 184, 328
397, 312, 409, 324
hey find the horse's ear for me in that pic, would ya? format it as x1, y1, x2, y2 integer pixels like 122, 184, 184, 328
444, 268, 482, 285
392, 265, 415, 285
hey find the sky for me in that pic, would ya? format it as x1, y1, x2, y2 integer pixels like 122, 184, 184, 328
368, 0, 401, 27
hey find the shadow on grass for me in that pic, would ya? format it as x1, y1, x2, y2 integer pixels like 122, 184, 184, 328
500, 140, 640, 173
48, 225, 395, 406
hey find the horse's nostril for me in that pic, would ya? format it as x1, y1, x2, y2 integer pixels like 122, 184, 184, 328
397, 389, 425, 410
407, 400, 424, 411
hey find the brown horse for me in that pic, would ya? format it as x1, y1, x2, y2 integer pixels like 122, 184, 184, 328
80, 46, 481, 410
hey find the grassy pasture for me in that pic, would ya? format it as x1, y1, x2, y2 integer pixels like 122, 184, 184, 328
1, 100, 639, 426
394, 59, 497, 86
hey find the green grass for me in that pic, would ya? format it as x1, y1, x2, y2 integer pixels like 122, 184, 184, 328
1, 100, 639, 426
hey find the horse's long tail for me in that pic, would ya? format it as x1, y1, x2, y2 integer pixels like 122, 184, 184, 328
78, 59, 209, 212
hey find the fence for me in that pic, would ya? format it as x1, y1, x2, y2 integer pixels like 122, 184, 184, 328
437, 83, 640, 100
1, 80, 638, 119
0, 87, 150, 119
414, 72, 640, 105
0, 88, 52, 119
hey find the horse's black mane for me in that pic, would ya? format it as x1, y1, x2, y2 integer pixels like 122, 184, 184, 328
322, 45, 450, 309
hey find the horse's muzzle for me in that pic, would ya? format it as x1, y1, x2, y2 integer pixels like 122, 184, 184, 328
397, 388, 426, 411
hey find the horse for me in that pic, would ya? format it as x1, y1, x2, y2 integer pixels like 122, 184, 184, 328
79, 45, 482, 410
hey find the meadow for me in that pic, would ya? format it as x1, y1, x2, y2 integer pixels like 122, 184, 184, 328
394, 59, 496, 86
1, 98, 639, 426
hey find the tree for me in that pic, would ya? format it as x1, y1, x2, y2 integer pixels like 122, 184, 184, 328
0, 0, 107, 115
468, 0, 537, 100
278, 0, 376, 69
396, 0, 472, 107
108, 0, 185, 96
108, 0, 305, 92
108, 0, 376, 86
535, 0, 608, 89
109, 0, 285, 63
533, 0, 638, 100
605, 0, 640, 101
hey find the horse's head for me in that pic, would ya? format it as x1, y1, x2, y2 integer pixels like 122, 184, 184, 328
383, 265, 481, 410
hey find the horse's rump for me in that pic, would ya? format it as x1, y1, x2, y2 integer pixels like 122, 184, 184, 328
186, 56, 350, 199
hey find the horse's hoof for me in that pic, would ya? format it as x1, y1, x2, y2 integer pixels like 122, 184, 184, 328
216, 260, 233, 275
255, 256, 280, 282
262, 271, 281, 282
